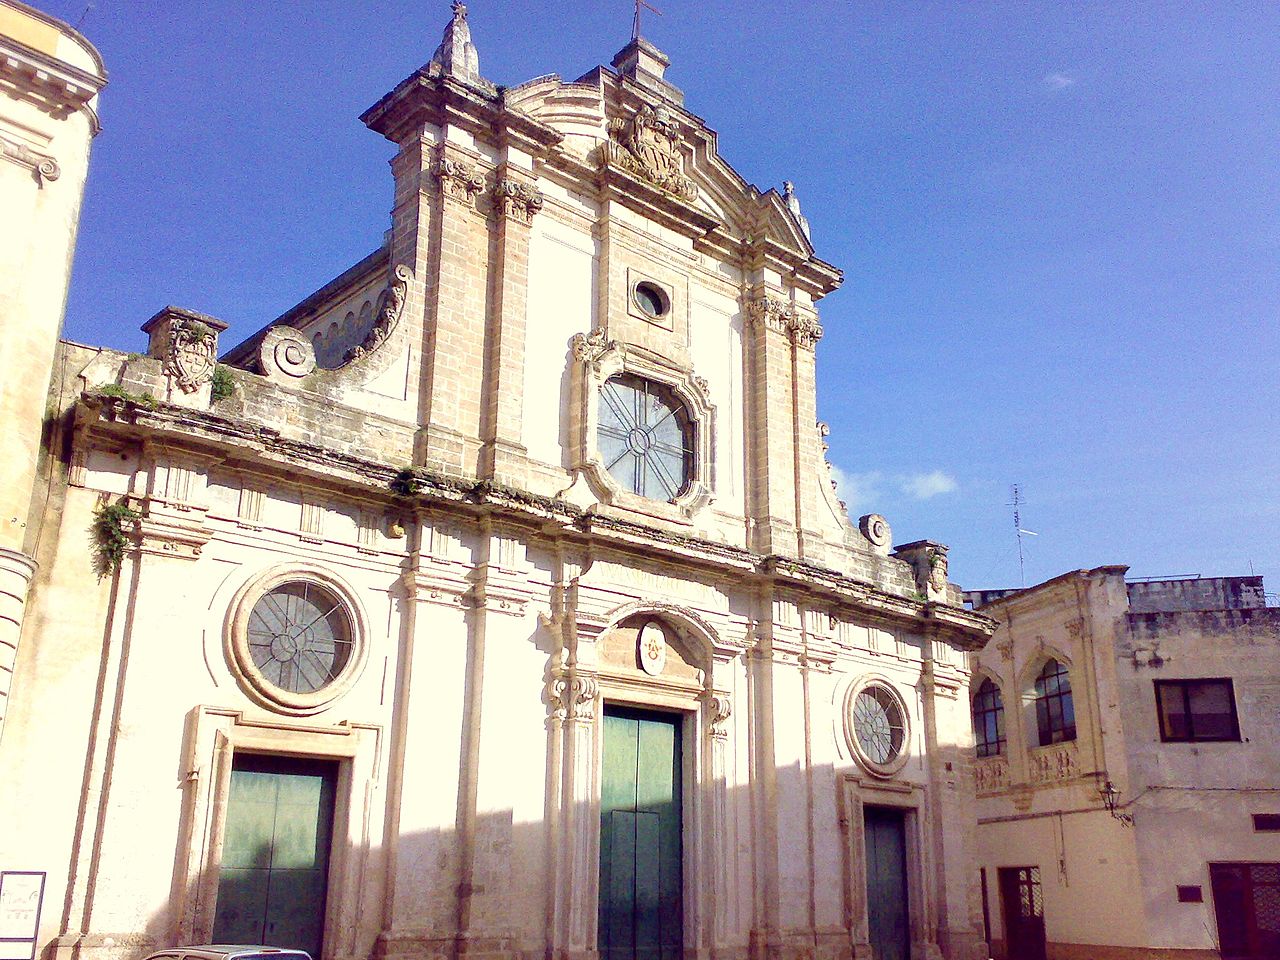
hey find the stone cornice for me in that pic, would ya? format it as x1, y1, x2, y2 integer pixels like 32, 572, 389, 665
74, 391, 995, 650
361, 72, 563, 157
0, 31, 106, 132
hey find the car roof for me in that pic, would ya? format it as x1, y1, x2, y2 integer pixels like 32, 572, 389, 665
150, 948, 311, 960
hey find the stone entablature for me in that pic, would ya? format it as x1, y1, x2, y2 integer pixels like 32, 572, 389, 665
69, 378, 994, 654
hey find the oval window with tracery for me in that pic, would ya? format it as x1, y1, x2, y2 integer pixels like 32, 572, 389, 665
597, 373, 694, 502
246, 581, 354, 695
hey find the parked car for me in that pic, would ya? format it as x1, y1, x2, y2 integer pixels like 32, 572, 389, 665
142, 946, 311, 960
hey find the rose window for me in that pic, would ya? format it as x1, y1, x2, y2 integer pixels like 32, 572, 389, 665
851, 684, 907, 766
246, 581, 354, 695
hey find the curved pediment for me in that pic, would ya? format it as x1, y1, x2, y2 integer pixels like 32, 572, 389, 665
508, 67, 836, 291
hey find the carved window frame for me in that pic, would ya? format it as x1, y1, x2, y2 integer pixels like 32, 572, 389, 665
224, 563, 371, 716
573, 337, 716, 522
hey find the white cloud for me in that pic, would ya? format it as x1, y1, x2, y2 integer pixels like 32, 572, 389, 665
901, 470, 958, 500
1044, 72, 1076, 91
828, 465, 882, 512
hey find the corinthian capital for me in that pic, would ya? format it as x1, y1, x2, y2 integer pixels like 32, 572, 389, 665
434, 150, 487, 207
745, 294, 792, 335
493, 177, 544, 224
788, 312, 824, 350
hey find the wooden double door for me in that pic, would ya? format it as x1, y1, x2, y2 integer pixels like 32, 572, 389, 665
213, 754, 337, 957
1211, 862, 1280, 959
599, 707, 683, 960
863, 807, 910, 960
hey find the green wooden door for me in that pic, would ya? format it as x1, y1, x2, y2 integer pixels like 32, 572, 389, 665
864, 806, 910, 960
599, 708, 683, 960
213, 754, 337, 957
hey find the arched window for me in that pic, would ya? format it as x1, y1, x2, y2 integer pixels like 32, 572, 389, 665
597, 373, 694, 502
1034, 659, 1076, 746
972, 678, 1005, 757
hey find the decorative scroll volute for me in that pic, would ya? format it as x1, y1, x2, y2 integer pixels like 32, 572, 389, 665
551, 672, 599, 723
705, 691, 732, 741
343, 264, 412, 364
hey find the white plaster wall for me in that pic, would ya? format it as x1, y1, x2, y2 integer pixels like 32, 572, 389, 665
687, 287, 745, 519
524, 214, 597, 470
977, 810, 1147, 951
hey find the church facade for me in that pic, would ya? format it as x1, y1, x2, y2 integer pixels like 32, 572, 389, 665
0, 7, 995, 960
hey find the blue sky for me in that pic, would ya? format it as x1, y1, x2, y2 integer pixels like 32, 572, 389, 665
49, 1, 1280, 594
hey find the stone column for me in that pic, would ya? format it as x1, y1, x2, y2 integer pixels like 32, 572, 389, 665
481, 162, 542, 486
743, 290, 798, 556
376, 519, 472, 960
415, 139, 491, 477
787, 305, 827, 562
0, 548, 37, 738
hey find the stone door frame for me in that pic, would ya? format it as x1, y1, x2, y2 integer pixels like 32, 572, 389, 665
170, 706, 383, 960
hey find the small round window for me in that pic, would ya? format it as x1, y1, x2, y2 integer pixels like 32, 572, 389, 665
247, 582, 353, 694
633, 281, 669, 319
846, 680, 911, 776
597, 373, 694, 502
227, 568, 367, 715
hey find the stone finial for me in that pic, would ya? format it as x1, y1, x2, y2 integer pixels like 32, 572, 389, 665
893, 539, 951, 603
429, 0, 482, 84
783, 181, 811, 240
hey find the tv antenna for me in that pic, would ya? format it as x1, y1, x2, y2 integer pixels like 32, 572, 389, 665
1009, 484, 1038, 586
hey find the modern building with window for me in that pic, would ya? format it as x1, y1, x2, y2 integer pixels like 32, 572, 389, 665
965, 567, 1280, 960
0, 7, 997, 960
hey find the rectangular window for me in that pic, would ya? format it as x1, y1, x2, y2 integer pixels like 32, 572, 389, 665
1253, 814, 1280, 832
1155, 679, 1240, 742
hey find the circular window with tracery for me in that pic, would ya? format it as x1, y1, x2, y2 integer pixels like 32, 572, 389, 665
845, 679, 911, 776
597, 373, 694, 502
226, 567, 368, 714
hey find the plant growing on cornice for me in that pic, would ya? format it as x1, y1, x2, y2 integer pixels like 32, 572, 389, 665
92, 500, 140, 577
172, 317, 214, 343
210, 364, 236, 404
98, 383, 159, 410
390, 468, 424, 497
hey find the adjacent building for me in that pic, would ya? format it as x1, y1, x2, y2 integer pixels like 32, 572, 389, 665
967, 569, 1280, 960
0, 0, 106, 744
0, 8, 996, 960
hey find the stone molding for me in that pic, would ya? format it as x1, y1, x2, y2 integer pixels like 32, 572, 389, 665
0, 30, 106, 130
0, 132, 59, 184
744, 294, 824, 350
568, 332, 717, 521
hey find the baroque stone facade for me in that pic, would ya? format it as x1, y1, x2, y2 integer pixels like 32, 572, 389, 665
0, 8, 996, 960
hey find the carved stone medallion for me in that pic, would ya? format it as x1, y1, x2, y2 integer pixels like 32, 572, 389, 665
638, 621, 668, 676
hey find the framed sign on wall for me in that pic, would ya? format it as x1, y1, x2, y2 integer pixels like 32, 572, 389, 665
0, 872, 45, 960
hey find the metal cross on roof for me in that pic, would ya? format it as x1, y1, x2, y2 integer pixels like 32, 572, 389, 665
632, 0, 662, 41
